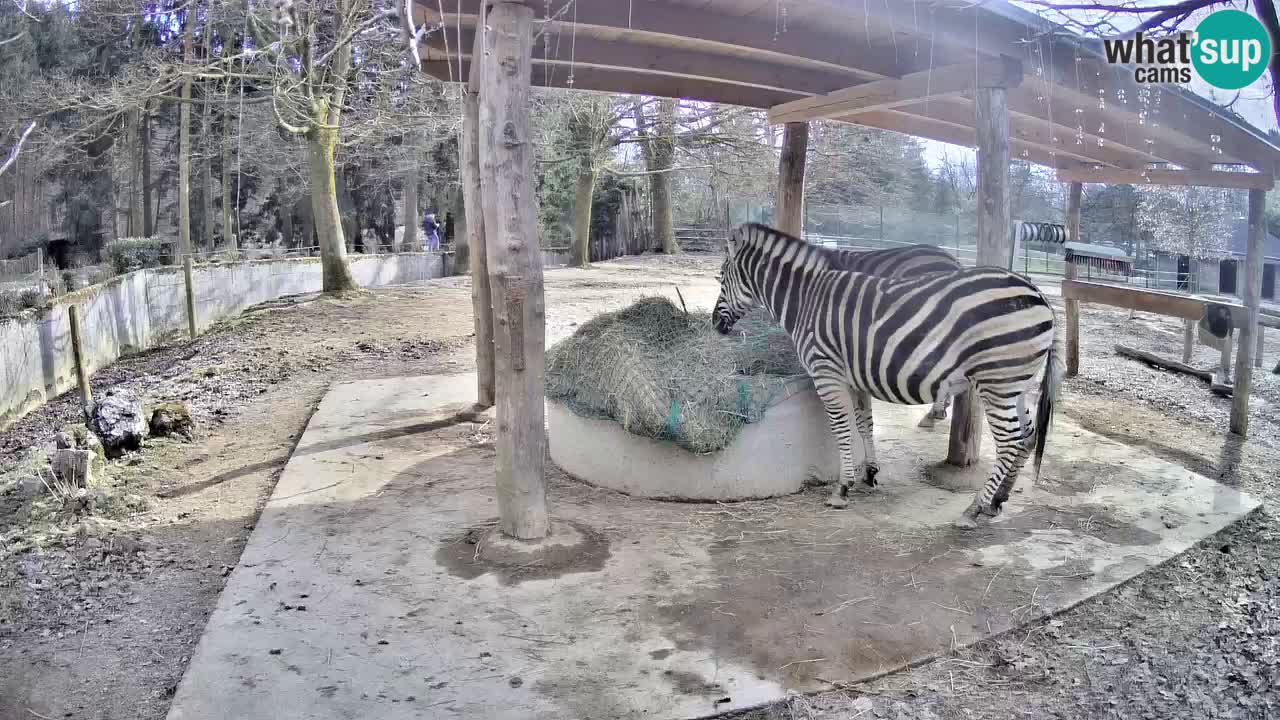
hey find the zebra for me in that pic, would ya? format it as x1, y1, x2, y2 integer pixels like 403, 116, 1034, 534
713, 223, 1064, 526
819, 241, 963, 428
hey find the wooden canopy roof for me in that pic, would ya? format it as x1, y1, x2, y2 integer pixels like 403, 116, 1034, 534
417, 0, 1280, 189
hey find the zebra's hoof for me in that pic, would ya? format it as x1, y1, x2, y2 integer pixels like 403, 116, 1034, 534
953, 515, 979, 530
916, 414, 936, 429
824, 496, 850, 509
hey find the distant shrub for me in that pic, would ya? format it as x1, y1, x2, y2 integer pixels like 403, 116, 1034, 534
107, 238, 165, 275
0, 288, 45, 318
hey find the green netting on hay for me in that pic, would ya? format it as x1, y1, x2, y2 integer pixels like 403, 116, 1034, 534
545, 296, 809, 454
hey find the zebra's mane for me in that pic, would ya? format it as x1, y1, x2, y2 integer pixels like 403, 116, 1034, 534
735, 223, 832, 274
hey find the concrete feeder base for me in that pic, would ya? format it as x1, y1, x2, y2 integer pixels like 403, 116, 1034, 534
546, 385, 839, 501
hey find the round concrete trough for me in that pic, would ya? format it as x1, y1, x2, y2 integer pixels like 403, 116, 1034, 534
547, 383, 839, 501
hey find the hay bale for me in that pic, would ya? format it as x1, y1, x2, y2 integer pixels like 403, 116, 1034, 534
546, 296, 808, 453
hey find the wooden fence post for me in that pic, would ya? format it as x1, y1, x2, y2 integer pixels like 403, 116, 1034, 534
1182, 319, 1195, 364
1064, 181, 1083, 377
1230, 188, 1266, 436
462, 5, 495, 408
1256, 326, 1265, 368
183, 256, 198, 339
68, 305, 93, 420
479, 1, 549, 540
947, 77, 1013, 467
775, 122, 808, 236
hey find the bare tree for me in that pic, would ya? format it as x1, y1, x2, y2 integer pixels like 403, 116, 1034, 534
0, 120, 34, 178
1025, 0, 1280, 126
1136, 184, 1236, 260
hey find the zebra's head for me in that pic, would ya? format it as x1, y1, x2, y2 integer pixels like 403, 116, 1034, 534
713, 225, 756, 335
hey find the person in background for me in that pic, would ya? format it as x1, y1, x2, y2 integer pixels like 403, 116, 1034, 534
422, 210, 440, 251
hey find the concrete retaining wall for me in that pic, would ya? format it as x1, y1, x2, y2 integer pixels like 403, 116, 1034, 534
0, 253, 448, 429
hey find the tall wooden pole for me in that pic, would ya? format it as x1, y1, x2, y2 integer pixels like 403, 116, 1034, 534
1064, 181, 1083, 376
947, 80, 1013, 467
462, 8, 495, 408
775, 122, 808, 236
68, 305, 93, 421
1230, 188, 1266, 436
479, 2, 549, 540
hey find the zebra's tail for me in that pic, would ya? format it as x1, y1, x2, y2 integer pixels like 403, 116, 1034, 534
1033, 318, 1066, 480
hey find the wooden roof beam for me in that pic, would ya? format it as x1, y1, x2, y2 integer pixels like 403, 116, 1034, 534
422, 59, 808, 109
881, 97, 1150, 170
768, 57, 1022, 125
837, 108, 1084, 171
418, 0, 947, 83
425, 30, 865, 98
1056, 166, 1275, 190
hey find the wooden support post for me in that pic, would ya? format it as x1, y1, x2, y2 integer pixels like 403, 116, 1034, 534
68, 305, 93, 421
1256, 326, 1265, 368
1064, 181, 1083, 377
1182, 319, 1195, 364
1218, 331, 1233, 384
183, 256, 197, 339
947, 83, 1011, 467
479, 2, 549, 540
462, 8, 495, 408
775, 122, 808, 236
1230, 188, 1266, 436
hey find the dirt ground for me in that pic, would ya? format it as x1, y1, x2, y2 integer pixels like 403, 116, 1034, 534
2, 254, 1279, 720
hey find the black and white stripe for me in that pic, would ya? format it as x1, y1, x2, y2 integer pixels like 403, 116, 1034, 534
820, 242, 962, 427
713, 223, 1064, 524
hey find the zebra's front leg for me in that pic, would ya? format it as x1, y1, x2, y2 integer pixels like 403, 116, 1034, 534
853, 391, 880, 487
814, 379, 862, 509
957, 389, 1034, 528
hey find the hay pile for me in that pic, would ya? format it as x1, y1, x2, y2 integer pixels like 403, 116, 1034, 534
546, 296, 808, 453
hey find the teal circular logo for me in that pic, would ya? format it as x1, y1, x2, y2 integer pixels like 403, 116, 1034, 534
1193, 9, 1272, 90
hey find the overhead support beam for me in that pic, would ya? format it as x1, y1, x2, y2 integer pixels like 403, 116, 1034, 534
423, 59, 810, 110
839, 109, 1084, 170
884, 96, 1150, 170
1055, 167, 1276, 191
422, 0, 945, 83
775, 122, 809, 236
769, 57, 1023, 125
426, 30, 866, 98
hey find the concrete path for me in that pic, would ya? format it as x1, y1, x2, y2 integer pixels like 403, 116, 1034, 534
166, 373, 1259, 720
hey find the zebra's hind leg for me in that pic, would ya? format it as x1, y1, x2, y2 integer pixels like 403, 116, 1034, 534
814, 379, 863, 509
956, 388, 1035, 528
916, 394, 950, 428
991, 396, 1037, 509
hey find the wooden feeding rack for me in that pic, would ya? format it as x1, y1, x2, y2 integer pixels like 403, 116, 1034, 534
412, 0, 1280, 540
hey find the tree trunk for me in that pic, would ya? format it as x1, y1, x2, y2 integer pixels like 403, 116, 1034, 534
402, 156, 419, 252
479, 1, 549, 540
309, 115, 359, 295
142, 105, 153, 237
279, 196, 293, 249
126, 110, 143, 236
222, 113, 236, 249
571, 162, 595, 267
199, 17, 215, 250
177, 14, 194, 257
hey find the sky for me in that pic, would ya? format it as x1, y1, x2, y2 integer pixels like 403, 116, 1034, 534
919, 1, 1279, 169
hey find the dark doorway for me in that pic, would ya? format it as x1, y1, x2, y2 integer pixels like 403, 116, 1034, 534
1219, 258, 1238, 295
1264, 263, 1276, 300
1177, 255, 1191, 291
